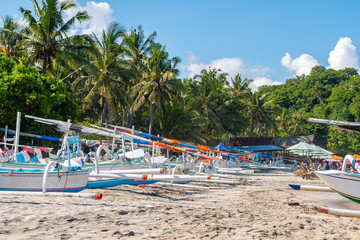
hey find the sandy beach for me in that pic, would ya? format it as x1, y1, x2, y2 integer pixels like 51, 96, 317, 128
0, 171, 359, 240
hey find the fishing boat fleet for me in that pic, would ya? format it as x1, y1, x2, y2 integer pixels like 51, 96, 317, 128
0, 112, 291, 200
5, 112, 360, 219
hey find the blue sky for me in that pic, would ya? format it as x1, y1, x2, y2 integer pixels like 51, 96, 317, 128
1, 0, 360, 89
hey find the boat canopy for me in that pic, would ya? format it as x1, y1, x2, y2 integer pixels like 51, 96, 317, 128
228, 145, 284, 152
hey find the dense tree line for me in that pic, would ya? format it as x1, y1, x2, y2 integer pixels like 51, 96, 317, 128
1, 0, 360, 154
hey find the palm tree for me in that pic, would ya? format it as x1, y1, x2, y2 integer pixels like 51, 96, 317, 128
152, 99, 204, 143
276, 108, 289, 135
131, 44, 183, 134
121, 25, 157, 69
244, 90, 278, 136
288, 111, 305, 135
19, 0, 89, 74
230, 74, 253, 97
191, 68, 229, 134
80, 22, 131, 124
185, 68, 245, 144
120, 25, 157, 127
0, 16, 23, 58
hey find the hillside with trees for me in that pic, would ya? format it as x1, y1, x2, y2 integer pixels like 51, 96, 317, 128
1, 0, 360, 154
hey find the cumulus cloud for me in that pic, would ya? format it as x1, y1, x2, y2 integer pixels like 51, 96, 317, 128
63, 1, 115, 36
252, 77, 282, 90
328, 37, 359, 70
184, 53, 281, 91
186, 57, 244, 78
281, 52, 319, 76
282, 37, 360, 76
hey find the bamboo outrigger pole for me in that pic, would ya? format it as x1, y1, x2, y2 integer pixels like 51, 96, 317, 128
14, 112, 21, 154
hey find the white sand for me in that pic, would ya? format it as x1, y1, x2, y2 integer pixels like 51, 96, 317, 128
0, 171, 359, 239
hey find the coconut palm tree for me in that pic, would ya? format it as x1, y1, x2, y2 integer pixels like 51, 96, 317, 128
131, 44, 183, 134
0, 15, 24, 58
80, 22, 131, 124
276, 108, 289, 135
185, 68, 246, 144
121, 25, 157, 69
230, 74, 253, 98
191, 68, 229, 132
152, 99, 204, 143
18, 0, 89, 74
244, 90, 278, 136
120, 25, 157, 127
288, 111, 305, 135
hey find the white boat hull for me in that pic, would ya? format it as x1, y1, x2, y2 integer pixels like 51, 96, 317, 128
0, 160, 143, 171
314, 170, 360, 203
0, 168, 90, 192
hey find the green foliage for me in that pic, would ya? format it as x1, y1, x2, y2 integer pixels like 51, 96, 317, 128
3, 1, 360, 153
131, 44, 183, 134
327, 129, 360, 155
19, 0, 90, 74
80, 22, 130, 124
184, 69, 247, 145
266, 66, 359, 152
327, 75, 360, 121
243, 90, 278, 137
152, 100, 204, 143
0, 15, 24, 58
0, 54, 79, 135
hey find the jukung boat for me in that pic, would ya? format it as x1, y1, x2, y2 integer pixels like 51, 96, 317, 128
314, 155, 360, 203
0, 165, 90, 192
20, 115, 217, 188
0, 136, 91, 192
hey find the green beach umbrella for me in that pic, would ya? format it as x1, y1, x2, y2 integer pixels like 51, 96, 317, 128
286, 141, 314, 151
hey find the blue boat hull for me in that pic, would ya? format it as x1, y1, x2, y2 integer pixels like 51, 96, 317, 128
86, 179, 159, 188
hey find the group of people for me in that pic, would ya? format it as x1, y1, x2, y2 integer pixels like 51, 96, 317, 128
303, 161, 342, 171
320, 161, 341, 170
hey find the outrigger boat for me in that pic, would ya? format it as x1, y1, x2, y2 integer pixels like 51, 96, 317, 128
0, 165, 90, 192
16, 115, 218, 189
314, 155, 360, 203
308, 117, 360, 203
0, 135, 91, 192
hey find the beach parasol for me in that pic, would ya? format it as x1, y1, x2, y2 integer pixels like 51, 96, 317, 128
286, 141, 332, 161
286, 141, 314, 151
286, 141, 315, 161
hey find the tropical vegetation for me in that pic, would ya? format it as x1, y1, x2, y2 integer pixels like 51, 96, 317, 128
1, 0, 360, 154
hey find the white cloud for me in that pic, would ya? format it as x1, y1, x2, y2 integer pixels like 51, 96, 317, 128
63, 1, 115, 36
183, 53, 280, 91
252, 77, 282, 90
282, 37, 360, 77
281, 52, 319, 76
328, 37, 359, 70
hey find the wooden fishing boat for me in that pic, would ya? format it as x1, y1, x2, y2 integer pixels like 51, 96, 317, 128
0, 166, 91, 192
0, 158, 144, 171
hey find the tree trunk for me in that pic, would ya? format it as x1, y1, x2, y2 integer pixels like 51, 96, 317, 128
42, 54, 47, 75
101, 101, 113, 125
126, 107, 133, 127
101, 104, 106, 126
149, 104, 154, 134
106, 101, 113, 124
122, 108, 126, 127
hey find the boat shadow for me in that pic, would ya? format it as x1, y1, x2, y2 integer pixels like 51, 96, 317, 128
0, 200, 116, 207
108, 187, 195, 202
